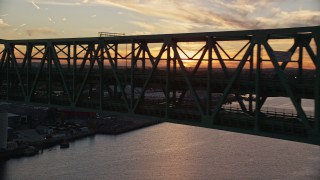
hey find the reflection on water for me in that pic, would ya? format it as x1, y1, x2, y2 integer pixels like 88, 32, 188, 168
1, 123, 320, 180
225, 97, 315, 116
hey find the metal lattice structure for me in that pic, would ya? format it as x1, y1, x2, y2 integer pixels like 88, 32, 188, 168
0, 26, 319, 145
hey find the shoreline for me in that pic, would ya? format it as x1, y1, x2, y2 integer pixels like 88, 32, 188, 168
0, 117, 159, 161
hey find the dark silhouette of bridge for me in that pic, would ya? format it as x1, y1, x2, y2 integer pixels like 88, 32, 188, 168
0, 26, 319, 145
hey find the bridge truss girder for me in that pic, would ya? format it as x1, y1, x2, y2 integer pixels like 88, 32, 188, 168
0, 26, 319, 145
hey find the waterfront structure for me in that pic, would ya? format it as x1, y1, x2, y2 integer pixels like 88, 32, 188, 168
0, 26, 319, 145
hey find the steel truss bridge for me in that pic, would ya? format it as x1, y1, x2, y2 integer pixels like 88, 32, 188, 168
1, 26, 319, 145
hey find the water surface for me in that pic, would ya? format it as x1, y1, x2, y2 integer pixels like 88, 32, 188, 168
1, 123, 319, 180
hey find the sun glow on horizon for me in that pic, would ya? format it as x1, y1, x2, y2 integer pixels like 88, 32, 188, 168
0, 0, 319, 40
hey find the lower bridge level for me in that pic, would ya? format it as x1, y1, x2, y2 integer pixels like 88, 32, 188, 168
0, 69, 319, 145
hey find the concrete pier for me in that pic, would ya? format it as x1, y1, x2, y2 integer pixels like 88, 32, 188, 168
0, 111, 8, 149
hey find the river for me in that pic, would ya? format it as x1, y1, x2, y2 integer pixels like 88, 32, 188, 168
1, 122, 320, 180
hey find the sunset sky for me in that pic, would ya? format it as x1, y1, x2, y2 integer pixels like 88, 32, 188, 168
0, 0, 319, 39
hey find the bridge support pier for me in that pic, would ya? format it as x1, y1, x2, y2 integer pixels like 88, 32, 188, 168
0, 111, 8, 149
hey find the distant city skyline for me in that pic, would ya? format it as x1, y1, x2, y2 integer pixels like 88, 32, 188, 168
0, 0, 319, 39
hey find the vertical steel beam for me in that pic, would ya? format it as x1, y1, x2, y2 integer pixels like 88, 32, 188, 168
255, 43, 261, 131
47, 43, 52, 104
99, 41, 104, 111
142, 43, 146, 70
297, 46, 303, 105
165, 44, 171, 119
72, 42, 77, 105
130, 40, 135, 112
0, 49, 6, 97
5, 46, 9, 100
207, 37, 213, 116
313, 30, 320, 134
114, 43, 118, 97
26, 43, 32, 101
249, 44, 254, 113
21, 45, 28, 69
172, 54, 177, 102
0, 48, 6, 70
114, 44, 118, 68
67, 45, 71, 70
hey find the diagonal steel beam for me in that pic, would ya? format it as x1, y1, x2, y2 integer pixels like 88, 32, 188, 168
177, 45, 191, 59
132, 43, 167, 113
176, 45, 208, 105
103, 41, 130, 110
14, 46, 25, 58
263, 42, 311, 130
55, 45, 69, 57
0, 48, 7, 70
80, 44, 94, 71
256, 42, 298, 110
76, 44, 88, 56
21, 44, 32, 70
232, 41, 250, 60
212, 39, 247, 112
171, 41, 205, 117
75, 43, 100, 105
6, 44, 27, 97
106, 44, 125, 59
305, 45, 318, 69
124, 45, 140, 59
133, 43, 143, 68
143, 43, 155, 66
29, 46, 48, 98
32, 46, 45, 58
51, 44, 73, 104
211, 41, 255, 122
216, 42, 231, 59
0, 48, 9, 94
191, 45, 206, 59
